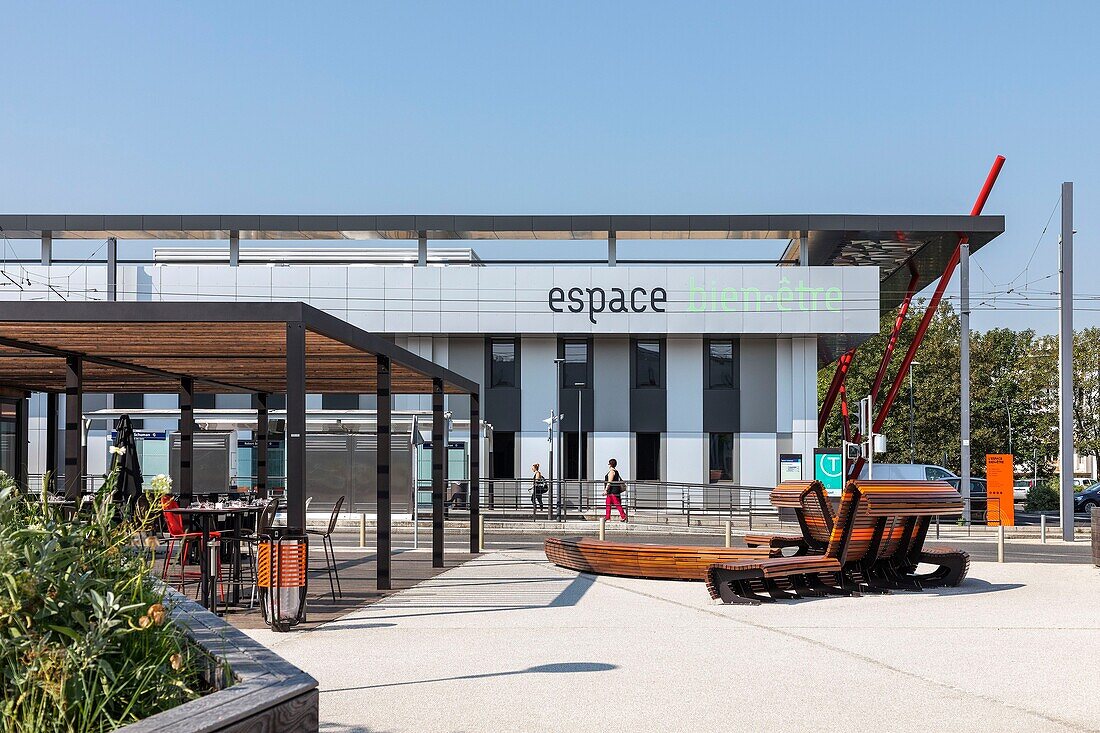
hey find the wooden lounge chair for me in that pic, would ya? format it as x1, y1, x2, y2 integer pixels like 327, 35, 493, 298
749, 479, 970, 589
744, 480, 833, 555
854, 480, 970, 588
544, 537, 779, 582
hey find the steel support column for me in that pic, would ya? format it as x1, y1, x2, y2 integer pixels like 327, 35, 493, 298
253, 392, 269, 498
45, 392, 58, 491
470, 392, 480, 553
960, 243, 972, 522
376, 355, 392, 589
179, 377, 194, 505
286, 322, 307, 531
106, 237, 117, 301
432, 378, 445, 568
40, 231, 52, 266
1059, 182, 1074, 541
608, 231, 617, 266
417, 231, 427, 267
229, 231, 240, 267
63, 358, 83, 500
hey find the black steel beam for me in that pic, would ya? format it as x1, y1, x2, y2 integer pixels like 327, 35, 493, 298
285, 322, 307, 531
376, 355, 392, 590
63, 357, 82, 500
45, 391, 58, 491
179, 377, 194, 505
253, 392, 268, 498
470, 393, 480, 554
432, 378, 445, 568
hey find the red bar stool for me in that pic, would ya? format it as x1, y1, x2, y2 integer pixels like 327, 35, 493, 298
160, 496, 224, 599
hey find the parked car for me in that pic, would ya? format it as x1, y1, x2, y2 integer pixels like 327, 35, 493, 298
1073, 482, 1100, 514
946, 477, 987, 515
858, 464, 958, 481
1013, 478, 1035, 502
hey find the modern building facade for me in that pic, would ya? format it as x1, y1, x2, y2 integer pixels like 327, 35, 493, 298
0, 214, 1005, 499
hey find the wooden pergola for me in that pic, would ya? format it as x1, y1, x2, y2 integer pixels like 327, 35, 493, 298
0, 301, 481, 589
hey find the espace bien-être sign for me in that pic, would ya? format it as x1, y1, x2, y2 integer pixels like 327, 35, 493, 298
548, 276, 844, 325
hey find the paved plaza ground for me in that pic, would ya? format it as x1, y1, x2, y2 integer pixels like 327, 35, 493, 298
246, 545, 1100, 733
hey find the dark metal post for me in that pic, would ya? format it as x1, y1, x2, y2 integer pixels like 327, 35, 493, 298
253, 392, 268, 498
376, 355, 392, 589
106, 237, 117, 301
1059, 181, 1074, 541
432, 378, 445, 568
63, 357, 83, 500
179, 378, 194, 505
286, 322, 307, 531
417, 230, 427, 266
470, 392, 480, 553
45, 392, 58, 491
16, 396, 28, 488
229, 230, 240, 267
41, 231, 52, 266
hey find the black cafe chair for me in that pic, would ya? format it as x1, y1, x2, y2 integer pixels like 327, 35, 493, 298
308, 496, 344, 600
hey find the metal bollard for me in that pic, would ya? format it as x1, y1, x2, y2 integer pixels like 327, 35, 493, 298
478, 514, 485, 552
935, 514, 940, 539
359, 513, 367, 548
997, 525, 1005, 562
599, 518, 606, 541
1041, 514, 1047, 544
724, 520, 732, 548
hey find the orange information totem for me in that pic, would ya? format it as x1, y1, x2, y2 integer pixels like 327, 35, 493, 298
985, 454, 1015, 527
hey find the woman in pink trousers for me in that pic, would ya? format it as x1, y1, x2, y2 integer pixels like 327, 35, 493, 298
603, 458, 627, 522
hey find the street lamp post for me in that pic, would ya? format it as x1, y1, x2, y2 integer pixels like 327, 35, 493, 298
908, 362, 919, 464
575, 382, 585, 511
553, 358, 565, 520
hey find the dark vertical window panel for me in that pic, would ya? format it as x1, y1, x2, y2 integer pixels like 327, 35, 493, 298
490, 339, 517, 388
636, 432, 661, 480
709, 433, 735, 483
634, 341, 661, 388
322, 393, 360, 410
564, 431, 588, 480
491, 431, 516, 479
562, 340, 589, 387
707, 340, 738, 389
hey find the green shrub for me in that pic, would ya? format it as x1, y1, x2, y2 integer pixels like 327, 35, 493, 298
1025, 481, 1060, 512
0, 471, 203, 732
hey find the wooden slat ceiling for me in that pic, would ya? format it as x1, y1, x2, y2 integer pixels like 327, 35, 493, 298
0, 322, 465, 394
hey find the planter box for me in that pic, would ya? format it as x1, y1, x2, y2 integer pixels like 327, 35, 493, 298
118, 587, 318, 733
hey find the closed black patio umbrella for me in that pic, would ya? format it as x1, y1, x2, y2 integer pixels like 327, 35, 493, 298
111, 415, 144, 513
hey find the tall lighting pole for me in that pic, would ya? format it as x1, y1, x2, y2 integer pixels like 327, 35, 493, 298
575, 382, 585, 504
553, 358, 565, 521
908, 361, 919, 464
1058, 182, 1074, 541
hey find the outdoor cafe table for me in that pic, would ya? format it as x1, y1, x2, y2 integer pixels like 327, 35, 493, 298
163, 504, 264, 612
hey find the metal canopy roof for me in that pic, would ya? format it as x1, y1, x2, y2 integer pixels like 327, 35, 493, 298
0, 301, 478, 395
0, 212, 1003, 244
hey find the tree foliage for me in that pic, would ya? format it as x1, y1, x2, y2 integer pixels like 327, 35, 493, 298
817, 300, 1092, 479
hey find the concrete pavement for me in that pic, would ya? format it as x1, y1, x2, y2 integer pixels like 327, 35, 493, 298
248, 550, 1100, 732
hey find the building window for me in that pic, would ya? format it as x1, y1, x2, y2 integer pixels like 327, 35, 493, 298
709, 433, 735, 483
562, 340, 589, 388
634, 341, 661, 388
636, 433, 660, 480
490, 339, 517, 388
707, 340, 737, 389
564, 431, 588, 479
491, 431, 515, 479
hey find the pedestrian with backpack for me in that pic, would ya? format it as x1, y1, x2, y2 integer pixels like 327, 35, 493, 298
531, 463, 548, 512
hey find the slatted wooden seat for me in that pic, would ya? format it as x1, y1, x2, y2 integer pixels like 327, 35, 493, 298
856, 480, 970, 588
743, 480, 834, 555
543, 537, 779, 581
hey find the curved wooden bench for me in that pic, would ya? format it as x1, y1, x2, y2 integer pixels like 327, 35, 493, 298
544, 537, 778, 581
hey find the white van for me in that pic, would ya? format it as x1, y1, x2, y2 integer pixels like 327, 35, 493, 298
858, 464, 958, 481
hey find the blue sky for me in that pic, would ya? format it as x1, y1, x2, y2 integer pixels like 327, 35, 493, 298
0, 2, 1095, 332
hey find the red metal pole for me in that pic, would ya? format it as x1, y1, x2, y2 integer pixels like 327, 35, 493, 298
818, 349, 854, 435
868, 263, 920, 405
839, 382, 851, 443
848, 155, 1005, 480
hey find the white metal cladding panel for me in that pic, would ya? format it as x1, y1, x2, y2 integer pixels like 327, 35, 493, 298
739, 339, 778, 433
665, 338, 703, 432
664, 431, 707, 484
775, 339, 794, 432
591, 432, 631, 479
519, 337, 557, 433
593, 338, 630, 431
739, 433, 778, 488
793, 337, 818, 438
518, 431, 549, 482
